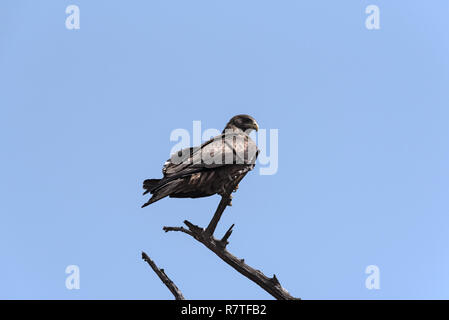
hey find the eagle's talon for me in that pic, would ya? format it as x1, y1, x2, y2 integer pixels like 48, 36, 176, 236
227, 195, 233, 206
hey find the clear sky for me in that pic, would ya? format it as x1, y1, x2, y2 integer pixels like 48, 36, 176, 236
1, 0, 448, 299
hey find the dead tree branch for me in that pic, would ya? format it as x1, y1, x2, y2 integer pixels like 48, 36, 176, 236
143, 169, 298, 300
204, 192, 233, 237
163, 217, 299, 300
205, 171, 247, 237
141, 251, 185, 300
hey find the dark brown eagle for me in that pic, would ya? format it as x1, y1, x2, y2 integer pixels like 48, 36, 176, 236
142, 115, 259, 208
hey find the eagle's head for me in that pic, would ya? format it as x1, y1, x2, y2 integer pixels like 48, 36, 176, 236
224, 114, 259, 133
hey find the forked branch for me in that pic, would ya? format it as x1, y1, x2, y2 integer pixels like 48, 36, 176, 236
144, 170, 298, 300
163, 218, 299, 300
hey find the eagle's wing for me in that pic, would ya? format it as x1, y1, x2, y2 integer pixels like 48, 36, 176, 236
142, 132, 258, 206
162, 132, 258, 179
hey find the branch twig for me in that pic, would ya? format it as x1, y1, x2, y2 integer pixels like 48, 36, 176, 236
205, 172, 247, 237
204, 193, 233, 237
141, 251, 185, 300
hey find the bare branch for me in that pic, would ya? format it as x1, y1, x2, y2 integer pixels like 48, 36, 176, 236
163, 220, 299, 300
205, 171, 248, 237
162, 225, 193, 236
204, 193, 232, 237
145, 167, 298, 300
141, 251, 185, 300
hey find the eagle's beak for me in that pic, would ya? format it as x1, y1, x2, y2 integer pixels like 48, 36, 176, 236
252, 121, 259, 132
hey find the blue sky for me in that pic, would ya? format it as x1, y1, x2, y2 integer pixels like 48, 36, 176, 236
0, 0, 448, 299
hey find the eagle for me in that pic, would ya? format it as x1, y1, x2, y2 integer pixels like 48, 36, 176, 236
142, 115, 259, 208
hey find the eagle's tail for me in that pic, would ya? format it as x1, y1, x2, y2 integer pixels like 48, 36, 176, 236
141, 179, 181, 208
142, 179, 161, 195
